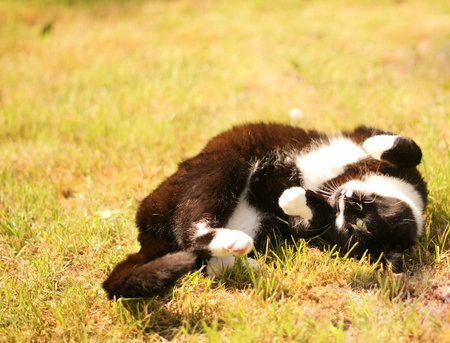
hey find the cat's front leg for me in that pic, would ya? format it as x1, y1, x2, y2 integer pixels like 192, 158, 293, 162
363, 134, 422, 168
278, 187, 313, 219
279, 187, 334, 237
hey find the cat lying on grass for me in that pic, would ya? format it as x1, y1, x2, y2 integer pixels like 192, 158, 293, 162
103, 123, 427, 299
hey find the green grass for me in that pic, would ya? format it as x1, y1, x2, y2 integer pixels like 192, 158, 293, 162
1, 0, 449, 341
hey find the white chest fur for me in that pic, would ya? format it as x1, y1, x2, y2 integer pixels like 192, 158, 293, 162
224, 162, 262, 239
225, 196, 261, 238
295, 136, 367, 190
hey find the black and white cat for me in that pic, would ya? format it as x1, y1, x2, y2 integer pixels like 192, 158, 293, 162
103, 123, 427, 299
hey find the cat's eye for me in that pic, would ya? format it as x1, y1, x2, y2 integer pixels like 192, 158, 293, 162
356, 218, 368, 231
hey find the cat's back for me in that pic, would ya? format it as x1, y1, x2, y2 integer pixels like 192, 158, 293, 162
201, 123, 321, 159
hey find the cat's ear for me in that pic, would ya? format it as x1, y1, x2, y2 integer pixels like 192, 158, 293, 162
382, 250, 403, 273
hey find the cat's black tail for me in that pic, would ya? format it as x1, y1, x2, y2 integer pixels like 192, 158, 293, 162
103, 250, 199, 299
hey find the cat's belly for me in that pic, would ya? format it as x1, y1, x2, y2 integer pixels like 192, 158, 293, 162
207, 196, 261, 277
225, 192, 261, 239
295, 136, 367, 190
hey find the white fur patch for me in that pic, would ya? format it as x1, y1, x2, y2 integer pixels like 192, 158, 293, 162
224, 162, 261, 239
279, 187, 313, 219
296, 136, 367, 190
194, 221, 211, 237
208, 229, 254, 257
225, 197, 261, 238
206, 256, 258, 277
195, 163, 259, 263
342, 175, 424, 235
336, 198, 345, 229
207, 256, 236, 276
363, 135, 398, 159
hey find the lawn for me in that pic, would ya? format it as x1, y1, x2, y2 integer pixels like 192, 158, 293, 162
0, 0, 449, 341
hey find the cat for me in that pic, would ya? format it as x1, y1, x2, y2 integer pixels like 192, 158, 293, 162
103, 123, 427, 299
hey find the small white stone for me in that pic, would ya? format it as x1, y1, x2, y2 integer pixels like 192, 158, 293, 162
288, 108, 304, 120
96, 210, 120, 219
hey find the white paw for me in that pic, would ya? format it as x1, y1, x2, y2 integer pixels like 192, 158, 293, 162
278, 187, 313, 219
206, 256, 259, 277
208, 229, 254, 257
363, 135, 398, 159
207, 256, 236, 277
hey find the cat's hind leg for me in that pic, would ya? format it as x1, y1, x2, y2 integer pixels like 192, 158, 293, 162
102, 233, 204, 299
102, 246, 199, 299
363, 134, 422, 167
192, 223, 254, 257
102, 223, 255, 299
191, 222, 255, 276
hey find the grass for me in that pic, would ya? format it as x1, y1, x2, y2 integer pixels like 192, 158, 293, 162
0, 0, 449, 341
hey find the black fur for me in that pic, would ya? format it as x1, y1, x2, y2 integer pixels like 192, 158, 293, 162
103, 123, 427, 299
103, 251, 199, 298
381, 136, 422, 168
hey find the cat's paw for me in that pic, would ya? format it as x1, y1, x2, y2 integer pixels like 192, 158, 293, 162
207, 256, 236, 276
278, 187, 313, 220
206, 256, 259, 277
364, 134, 422, 167
208, 229, 254, 257
363, 135, 398, 159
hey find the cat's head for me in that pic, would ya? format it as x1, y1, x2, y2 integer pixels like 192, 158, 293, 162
328, 174, 425, 271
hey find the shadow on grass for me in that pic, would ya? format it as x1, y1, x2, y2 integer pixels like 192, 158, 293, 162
118, 296, 218, 340
114, 270, 232, 339
114, 226, 449, 339
113, 260, 260, 339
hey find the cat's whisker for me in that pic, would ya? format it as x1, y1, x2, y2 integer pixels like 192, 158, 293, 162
299, 221, 332, 233
317, 189, 333, 197
318, 186, 332, 194
323, 183, 336, 191
319, 186, 334, 193
304, 224, 334, 240
396, 218, 416, 224
328, 180, 340, 191
345, 234, 355, 251
316, 188, 330, 194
